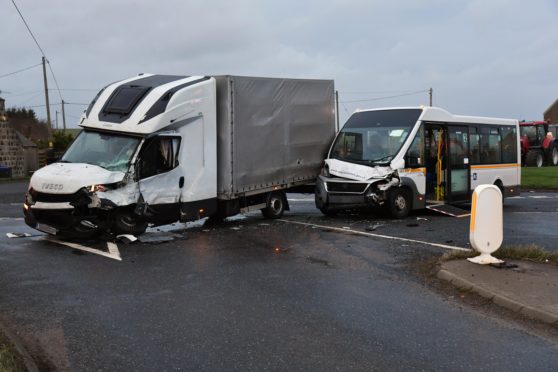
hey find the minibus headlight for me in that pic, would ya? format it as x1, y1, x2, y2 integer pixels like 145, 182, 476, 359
321, 165, 330, 177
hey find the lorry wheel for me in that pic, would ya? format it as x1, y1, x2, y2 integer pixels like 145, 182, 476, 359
549, 146, 558, 166
525, 150, 544, 167
387, 188, 411, 219
261, 192, 286, 219
112, 210, 148, 235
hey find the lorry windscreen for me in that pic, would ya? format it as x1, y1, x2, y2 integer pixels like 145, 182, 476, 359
330, 109, 422, 165
61, 131, 141, 172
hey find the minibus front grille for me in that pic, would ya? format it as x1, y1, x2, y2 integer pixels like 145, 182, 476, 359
326, 182, 368, 193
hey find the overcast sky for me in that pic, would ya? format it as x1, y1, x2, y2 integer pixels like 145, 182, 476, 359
1, 0, 557, 128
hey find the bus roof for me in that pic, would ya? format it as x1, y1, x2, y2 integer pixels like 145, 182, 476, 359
354, 106, 517, 126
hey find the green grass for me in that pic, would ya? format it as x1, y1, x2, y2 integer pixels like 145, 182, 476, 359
0, 332, 26, 372
521, 166, 558, 190
443, 244, 558, 265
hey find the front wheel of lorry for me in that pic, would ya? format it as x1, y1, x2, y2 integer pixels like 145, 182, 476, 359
261, 192, 286, 219
112, 210, 148, 236
387, 188, 411, 219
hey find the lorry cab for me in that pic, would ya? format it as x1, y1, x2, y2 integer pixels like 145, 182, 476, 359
24, 74, 219, 238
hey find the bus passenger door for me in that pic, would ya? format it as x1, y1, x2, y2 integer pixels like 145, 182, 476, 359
447, 126, 470, 203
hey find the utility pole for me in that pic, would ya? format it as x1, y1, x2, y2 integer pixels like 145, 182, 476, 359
42, 56, 52, 131
55, 110, 59, 129
61, 99, 67, 131
335, 90, 340, 132
429, 87, 433, 107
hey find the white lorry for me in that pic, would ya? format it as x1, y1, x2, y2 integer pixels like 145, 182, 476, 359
24, 74, 335, 238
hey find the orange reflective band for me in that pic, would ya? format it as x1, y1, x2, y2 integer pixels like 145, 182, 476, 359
470, 192, 477, 233
470, 163, 520, 170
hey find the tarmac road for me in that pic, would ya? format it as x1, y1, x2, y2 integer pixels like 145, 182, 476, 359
0, 184, 557, 370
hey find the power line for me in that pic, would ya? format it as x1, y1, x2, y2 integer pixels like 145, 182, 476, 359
339, 89, 429, 104
0, 63, 42, 79
47, 60, 63, 101
11, 0, 47, 57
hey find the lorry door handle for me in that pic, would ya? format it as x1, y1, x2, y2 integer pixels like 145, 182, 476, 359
179, 176, 184, 188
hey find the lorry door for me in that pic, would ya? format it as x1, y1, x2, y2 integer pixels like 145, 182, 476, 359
138, 135, 182, 225
447, 126, 470, 203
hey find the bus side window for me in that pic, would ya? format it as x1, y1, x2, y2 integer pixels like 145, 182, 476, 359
405, 125, 424, 167
480, 127, 502, 164
501, 126, 517, 163
469, 127, 480, 164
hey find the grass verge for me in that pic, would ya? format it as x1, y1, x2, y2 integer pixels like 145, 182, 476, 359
442, 244, 558, 265
0, 332, 26, 372
521, 166, 558, 190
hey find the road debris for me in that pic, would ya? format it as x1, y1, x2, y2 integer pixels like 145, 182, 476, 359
6, 232, 33, 238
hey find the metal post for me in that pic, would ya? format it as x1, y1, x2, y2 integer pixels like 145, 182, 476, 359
42, 56, 52, 131
55, 110, 59, 129
61, 99, 67, 131
335, 90, 340, 132
429, 87, 433, 107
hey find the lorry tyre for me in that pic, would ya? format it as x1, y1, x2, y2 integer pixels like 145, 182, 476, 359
261, 192, 286, 219
387, 188, 411, 219
525, 150, 544, 167
319, 206, 338, 217
549, 145, 558, 166
112, 210, 148, 235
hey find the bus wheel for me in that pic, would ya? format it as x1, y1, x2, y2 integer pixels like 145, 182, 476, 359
112, 210, 148, 235
387, 188, 411, 219
526, 150, 544, 167
261, 192, 286, 219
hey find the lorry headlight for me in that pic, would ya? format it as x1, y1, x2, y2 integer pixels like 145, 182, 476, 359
89, 184, 107, 193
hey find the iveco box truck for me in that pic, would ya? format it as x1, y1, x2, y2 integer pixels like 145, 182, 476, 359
24, 74, 335, 237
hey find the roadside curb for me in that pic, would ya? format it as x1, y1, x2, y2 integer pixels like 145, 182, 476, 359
437, 269, 558, 326
0, 321, 39, 372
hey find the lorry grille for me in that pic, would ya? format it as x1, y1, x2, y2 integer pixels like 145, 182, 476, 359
29, 189, 82, 203
326, 182, 368, 193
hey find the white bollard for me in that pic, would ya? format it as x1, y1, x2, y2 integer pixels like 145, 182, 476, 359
467, 185, 504, 265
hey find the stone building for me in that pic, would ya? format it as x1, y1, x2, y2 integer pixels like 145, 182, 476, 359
544, 98, 558, 124
0, 97, 38, 177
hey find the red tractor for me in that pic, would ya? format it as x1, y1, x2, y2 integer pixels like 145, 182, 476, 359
520, 121, 558, 167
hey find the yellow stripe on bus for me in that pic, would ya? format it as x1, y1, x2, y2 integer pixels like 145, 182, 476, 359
400, 167, 426, 174
470, 163, 520, 170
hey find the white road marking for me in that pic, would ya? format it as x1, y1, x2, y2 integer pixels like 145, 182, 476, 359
279, 219, 471, 252
507, 196, 524, 199
0, 217, 24, 221
288, 198, 314, 202
528, 196, 550, 199
44, 236, 122, 261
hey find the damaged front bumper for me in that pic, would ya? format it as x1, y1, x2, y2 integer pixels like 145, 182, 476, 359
315, 174, 399, 211
23, 187, 117, 237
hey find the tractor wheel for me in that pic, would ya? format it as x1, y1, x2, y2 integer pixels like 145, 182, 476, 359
525, 150, 544, 167
548, 145, 558, 166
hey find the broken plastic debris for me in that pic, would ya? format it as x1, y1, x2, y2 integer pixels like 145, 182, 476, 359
366, 224, 383, 231
342, 226, 351, 229
116, 234, 138, 244
6, 232, 32, 238
416, 217, 428, 221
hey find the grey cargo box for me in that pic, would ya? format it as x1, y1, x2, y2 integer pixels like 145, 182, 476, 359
215, 76, 335, 199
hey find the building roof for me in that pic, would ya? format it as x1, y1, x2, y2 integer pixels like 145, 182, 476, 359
15, 130, 37, 148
